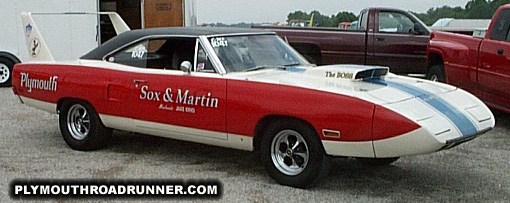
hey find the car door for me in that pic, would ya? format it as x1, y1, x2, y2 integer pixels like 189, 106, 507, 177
478, 9, 510, 109
108, 37, 227, 140
367, 10, 429, 75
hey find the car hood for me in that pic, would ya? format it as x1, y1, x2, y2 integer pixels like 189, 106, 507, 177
226, 64, 457, 105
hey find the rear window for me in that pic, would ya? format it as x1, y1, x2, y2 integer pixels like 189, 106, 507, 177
490, 9, 510, 41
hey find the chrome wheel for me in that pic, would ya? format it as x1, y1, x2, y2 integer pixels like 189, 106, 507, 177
271, 130, 309, 176
430, 74, 438, 82
67, 104, 90, 140
0, 63, 9, 83
60, 101, 112, 151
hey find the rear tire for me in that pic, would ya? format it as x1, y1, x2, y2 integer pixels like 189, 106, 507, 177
426, 65, 445, 82
261, 119, 330, 188
59, 100, 112, 151
0, 57, 14, 87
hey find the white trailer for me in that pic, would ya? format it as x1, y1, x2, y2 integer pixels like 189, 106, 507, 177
0, 0, 196, 87
430, 18, 491, 35
0, 0, 99, 87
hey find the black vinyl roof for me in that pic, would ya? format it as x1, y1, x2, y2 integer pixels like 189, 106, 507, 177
81, 27, 274, 60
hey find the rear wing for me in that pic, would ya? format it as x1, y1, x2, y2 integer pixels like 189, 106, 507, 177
21, 12, 130, 62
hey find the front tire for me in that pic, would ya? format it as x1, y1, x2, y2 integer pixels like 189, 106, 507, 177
0, 57, 14, 87
426, 65, 445, 82
261, 120, 330, 188
59, 100, 112, 151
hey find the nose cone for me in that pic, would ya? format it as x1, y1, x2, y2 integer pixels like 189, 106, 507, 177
369, 76, 495, 158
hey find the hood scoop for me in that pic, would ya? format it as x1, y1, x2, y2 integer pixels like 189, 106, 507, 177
305, 65, 389, 81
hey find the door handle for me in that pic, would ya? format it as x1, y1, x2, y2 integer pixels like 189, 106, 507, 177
133, 79, 147, 88
498, 49, 504, 55
134, 79, 147, 83
376, 37, 385, 41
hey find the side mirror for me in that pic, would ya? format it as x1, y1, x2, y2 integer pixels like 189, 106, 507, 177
180, 61, 192, 74
413, 23, 424, 35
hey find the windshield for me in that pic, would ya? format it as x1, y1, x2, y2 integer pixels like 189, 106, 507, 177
208, 35, 309, 72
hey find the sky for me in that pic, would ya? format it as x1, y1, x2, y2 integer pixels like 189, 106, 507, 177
195, 0, 469, 24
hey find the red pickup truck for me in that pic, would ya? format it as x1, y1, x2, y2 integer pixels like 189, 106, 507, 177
427, 4, 510, 113
256, 7, 431, 76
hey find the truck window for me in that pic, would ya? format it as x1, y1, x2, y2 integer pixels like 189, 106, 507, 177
358, 10, 368, 31
490, 9, 510, 41
378, 12, 414, 33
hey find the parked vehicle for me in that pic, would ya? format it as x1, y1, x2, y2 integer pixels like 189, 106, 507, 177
0, 0, 197, 87
255, 7, 431, 77
430, 18, 491, 35
338, 22, 352, 29
12, 12, 495, 188
427, 4, 510, 113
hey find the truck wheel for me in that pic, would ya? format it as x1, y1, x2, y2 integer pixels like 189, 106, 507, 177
0, 57, 14, 87
59, 100, 112, 151
261, 119, 330, 188
427, 65, 445, 82
356, 157, 400, 166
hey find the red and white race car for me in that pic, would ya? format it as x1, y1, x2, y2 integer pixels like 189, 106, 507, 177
12, 13, 495, 188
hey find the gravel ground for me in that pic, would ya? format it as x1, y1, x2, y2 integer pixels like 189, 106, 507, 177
0, 87, 509, 202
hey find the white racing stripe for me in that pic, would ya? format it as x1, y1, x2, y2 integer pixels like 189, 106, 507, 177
100, 114, 253, 151
372, 128, 444, 158
322, 127, 447, 158
322, 140, 375, 157
19, 96, 57, 113
16, 95, 255, 151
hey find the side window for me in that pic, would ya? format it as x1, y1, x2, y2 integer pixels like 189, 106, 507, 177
107, 40, 151, 68
490, 9, 510, 41
196, 43, 216, 73
358, 10, 368, 31
107, 39, 168, 69
378, 12, 415, 33
107, 38, 196, 70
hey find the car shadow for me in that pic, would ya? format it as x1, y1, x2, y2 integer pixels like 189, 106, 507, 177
316, 158, 468, 197
104, 130, 493, 198
107, 131, 267, 176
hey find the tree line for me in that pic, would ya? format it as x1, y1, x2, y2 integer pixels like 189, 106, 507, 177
286, 0, 510, 27
413, 0, 510, 25
287, 10, 357, 27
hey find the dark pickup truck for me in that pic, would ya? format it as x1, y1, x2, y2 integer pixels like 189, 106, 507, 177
256, 7, 431, 76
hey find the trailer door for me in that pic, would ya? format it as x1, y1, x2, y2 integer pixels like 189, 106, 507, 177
143, 0, 183, 28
